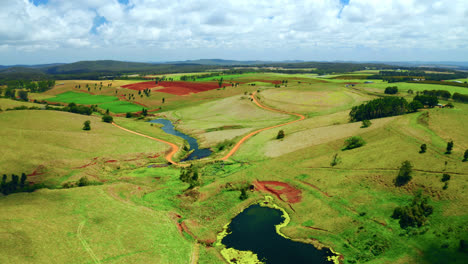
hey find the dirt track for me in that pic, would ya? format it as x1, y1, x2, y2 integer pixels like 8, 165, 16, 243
111, 122, 182, 166
220, 91, 305, 160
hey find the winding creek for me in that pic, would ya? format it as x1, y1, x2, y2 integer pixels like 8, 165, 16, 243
148, 118, 212, 161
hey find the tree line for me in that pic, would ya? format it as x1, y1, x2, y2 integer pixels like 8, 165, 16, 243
1, 173, 41, 195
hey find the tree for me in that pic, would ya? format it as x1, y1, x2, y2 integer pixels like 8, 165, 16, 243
125, 112, 132, 118
463, 149, 468, 162
83, 120, 91, 130
106, 108, 110, 115
77, 177, 90, 187
419, 144, 427, 154
384, 86, 398, 94
342, 136, 366, 150
446, 140, 454, 154
408, 100, 423, 112
395, 160, 412, 186
18, 90, 28, 101
20, 173, 27, 188
441, 173, 451, 182
361, 119, 372, 128
162, 97, 165, 103
141, 108, 148, 116
276, 130, 285, 139
102, 115, 113, 123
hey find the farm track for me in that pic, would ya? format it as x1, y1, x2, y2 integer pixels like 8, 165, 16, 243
111, 122, 183, 166
77, 220, 101, 264
220, 92, 305, 160
112, 91, 305, 164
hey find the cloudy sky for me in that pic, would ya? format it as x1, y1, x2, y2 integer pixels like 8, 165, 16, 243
1, 0, 467, 65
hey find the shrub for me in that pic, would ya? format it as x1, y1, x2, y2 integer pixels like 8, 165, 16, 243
445, 140, 453, 154
395, 160, 412, 186
441, 173, 451, 182
419, 144, 427, 153
464, 149, 468, 162
102, 115, 113, 123
342, 136, 366, 150
276, 130, 285, 139
82, 120, 91, 130
391, 192, 433, 228
77, 177, 90, 187
125, 112, 132, 118
361, 119, 372, 128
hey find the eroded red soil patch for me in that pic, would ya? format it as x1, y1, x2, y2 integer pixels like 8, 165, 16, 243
253, 180, 302, 203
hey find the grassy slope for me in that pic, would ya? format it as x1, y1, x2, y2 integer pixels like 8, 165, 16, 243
0, 98, 45, 109
0, 183, 192, 264
0, 110, 168, 182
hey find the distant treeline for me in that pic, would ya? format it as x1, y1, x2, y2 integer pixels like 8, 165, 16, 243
368, 70, 468, 83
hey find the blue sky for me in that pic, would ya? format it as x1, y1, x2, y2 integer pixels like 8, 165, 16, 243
1, 0, 467, 65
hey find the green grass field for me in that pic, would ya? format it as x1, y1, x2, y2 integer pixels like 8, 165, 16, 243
44, 91, 143, 113
1, 71, 468, 264
46, 91, 118, 104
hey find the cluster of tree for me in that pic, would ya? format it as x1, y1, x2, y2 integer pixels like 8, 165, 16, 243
179, 165, 200, 189
349, 97, 410, 121
276, 130, 285, 139
62, 177, 101, 188
453, 92, 468, 103
421, 89, 451, 99
1, 173, 40, 195
384, 86, 398, 94
102, 115, 113, 123
413, 94, 439, 108
64, 102, 95, 115
391, 192, 433, 229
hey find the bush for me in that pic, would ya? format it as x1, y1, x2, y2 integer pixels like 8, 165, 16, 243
395, 160, 412, 186
419, 144, 427, 153
276, 130, 285, 139
441, 173, 451, 182
391, 192, 433, 228
125, 112, 132, 118
445, 140, 453, 154
102, 115, 113, 123
342, 136, 366, 150
361, 119, 372, 128
77, 177, 90, 187
384, 86, 398, 94
464, 149, 468, 162
82, 120, 91, 131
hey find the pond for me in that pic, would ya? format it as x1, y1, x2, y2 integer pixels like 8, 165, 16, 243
148, 119, 212, 161
222, 204, 335, 264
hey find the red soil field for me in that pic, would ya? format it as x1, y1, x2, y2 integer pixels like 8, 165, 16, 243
253, 180, 302, 203
121, 81, 230, 95
121, 82, 158, 91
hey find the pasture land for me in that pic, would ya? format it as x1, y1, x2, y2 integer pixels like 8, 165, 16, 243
1, 71, 468, 264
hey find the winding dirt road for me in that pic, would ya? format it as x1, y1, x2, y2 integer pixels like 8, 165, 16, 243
111, 122, 181, 165
112, 91, 305, 164
220, 92, 305, 160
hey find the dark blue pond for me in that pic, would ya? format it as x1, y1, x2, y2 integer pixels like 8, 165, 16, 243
222, 204, 334, 264
148, 119, 212, 161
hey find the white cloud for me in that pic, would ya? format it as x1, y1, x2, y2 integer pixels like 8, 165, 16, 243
0, 0, 467, 63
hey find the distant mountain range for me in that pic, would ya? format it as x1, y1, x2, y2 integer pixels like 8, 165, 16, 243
1, 59, 467, 81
